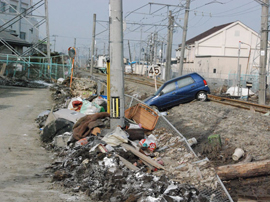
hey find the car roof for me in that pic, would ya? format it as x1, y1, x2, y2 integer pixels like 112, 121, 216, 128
164, 72, 199, 84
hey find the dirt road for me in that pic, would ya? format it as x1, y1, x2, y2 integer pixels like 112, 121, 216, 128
0, 86, 87, 202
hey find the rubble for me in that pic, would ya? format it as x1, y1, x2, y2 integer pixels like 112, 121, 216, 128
34, 77, 234, 201
0, 75, 51, 88
48, 138, 204, 202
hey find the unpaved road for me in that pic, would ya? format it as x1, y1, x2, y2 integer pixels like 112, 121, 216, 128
0, 86, 87, 202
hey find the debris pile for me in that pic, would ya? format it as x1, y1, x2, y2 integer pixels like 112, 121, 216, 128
34, 77, 232, 201
49, 139, 204, 202
0, 75, 51, 88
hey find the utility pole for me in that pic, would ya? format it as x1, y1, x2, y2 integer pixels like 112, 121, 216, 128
179, 0, 191, 76
109, 0, 125, 127
160, 41, 164, 63
44, 0, 50, 63
139, 24, 143, 75
128, 40, 133, 73
90, 13, 96, 75
153, 32, 158, 65
165, 11, 174, 81
103, 42, 106, 56
74, 38, 76, 48
149, 33, 153, 65
259, 0, 269, 105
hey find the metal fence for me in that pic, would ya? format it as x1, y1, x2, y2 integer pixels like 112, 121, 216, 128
125, 94, 233, 202
228, 72, 270, 94
0, 54, 72, 80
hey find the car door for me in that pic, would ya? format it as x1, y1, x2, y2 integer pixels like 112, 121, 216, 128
175, 76, 197, 103
157, 81, 177, 109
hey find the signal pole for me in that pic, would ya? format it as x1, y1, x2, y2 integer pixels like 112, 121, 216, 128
259, 0, 269, 105
109, 0, 125, 128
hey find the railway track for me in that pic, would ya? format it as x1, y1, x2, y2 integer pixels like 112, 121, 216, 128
93, 72, 270, 114
208, 94, 270, 114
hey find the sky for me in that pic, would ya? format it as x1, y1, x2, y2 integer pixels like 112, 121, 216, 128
37, 0, 262, 61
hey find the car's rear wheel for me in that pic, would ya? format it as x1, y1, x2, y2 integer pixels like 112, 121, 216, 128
196, 91, 207, 101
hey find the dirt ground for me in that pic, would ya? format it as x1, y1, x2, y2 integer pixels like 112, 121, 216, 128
124, 76, 270, 201
0, 86, 88, 202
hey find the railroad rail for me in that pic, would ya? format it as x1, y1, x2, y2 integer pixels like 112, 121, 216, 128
208, 94, 270, 114
93, 72, 270, 114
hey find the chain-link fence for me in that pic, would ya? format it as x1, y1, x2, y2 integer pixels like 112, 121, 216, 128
0, 54, 71, 80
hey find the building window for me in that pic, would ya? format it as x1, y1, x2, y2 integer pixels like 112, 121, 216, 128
213, 68, 216, 73
0, 2, 6, 12
20, 32, 26, 40
9, 4, 17, 13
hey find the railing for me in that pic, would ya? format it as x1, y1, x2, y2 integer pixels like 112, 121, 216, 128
0, 54, 72, 80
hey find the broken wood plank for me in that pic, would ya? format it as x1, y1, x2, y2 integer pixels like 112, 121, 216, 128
217, 159, 270, 180
121, 143, 165, 170
115, 154, 139, 171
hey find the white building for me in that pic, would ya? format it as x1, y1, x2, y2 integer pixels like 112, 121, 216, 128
0, 0, 39, 44
176, 21, 266, 81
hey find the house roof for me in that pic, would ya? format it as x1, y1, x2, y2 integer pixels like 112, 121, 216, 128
179, 22, 234, 47
0, 31, 32, 47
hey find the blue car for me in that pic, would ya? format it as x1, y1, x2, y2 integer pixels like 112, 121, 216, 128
144, 73, 210, 110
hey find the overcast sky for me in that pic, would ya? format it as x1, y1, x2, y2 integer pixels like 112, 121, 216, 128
38, 0, 262, 59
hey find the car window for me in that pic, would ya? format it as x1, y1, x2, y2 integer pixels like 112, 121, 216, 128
161, 82, 176, 94
177, 76, 195, 88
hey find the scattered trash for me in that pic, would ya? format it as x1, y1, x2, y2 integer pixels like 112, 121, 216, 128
187, 137, 198, 146
72, 112, 110, 140
226, 86, 254, 97
125, 103, 159, 130
68, 97, 83, 110
139, 134, 158, 153
53, 132, 72, 147
102, 126, 129, 146
57, 78, 64, 84
232, 148, 245, 161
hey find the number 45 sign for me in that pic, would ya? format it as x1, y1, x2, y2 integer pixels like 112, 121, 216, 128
148, 65, 161, 76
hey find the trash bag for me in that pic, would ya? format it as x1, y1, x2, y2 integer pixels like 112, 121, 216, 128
68, 97, 83, 110
80, 100, 92, 114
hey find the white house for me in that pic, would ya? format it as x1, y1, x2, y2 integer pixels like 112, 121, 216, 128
176, 21, 266, 82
